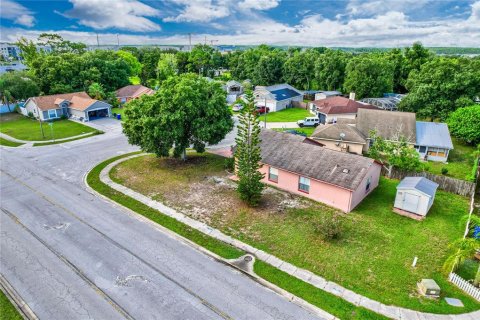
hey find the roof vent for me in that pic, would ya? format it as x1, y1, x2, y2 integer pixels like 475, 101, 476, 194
342, 168, 349, 174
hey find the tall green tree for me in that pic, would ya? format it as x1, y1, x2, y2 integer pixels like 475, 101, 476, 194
403, 42, 432, 76
235, 92, 265, 206
386, 48, 408, 93
138, 47, 163, 84
252, 52, 285, 86
188, 44, 221, 76
400, 57, 480, 120
123, 73, 233, 160
367, 131, 422, 177
314, 49, 350, 91
16, 37, 39, 66
0, 71, 40, 102
37, 33, 87, 54
344, 55, 394, 99
88, 82, 105, 100
117, 50, 142, 76
447, 105, 480, 145
156, 53, 178, 83
283, 49, 318, 90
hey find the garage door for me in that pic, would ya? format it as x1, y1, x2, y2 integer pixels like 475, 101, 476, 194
88, 109, 109, 120
403, 192, 420, 213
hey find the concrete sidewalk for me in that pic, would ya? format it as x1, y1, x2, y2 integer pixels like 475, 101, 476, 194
259, 121, 299, 129
0, 131, 95, 145
99, 154, 480, 320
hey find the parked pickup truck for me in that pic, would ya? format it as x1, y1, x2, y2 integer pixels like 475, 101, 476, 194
297, 117, 320, 127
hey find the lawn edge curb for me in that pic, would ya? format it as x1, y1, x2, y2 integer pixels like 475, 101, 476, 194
0, 273, 38, 320
83, 153, 339, 320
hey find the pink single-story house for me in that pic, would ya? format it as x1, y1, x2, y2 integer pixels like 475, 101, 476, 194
115, 85, 155, 104
258, 130, 381, 212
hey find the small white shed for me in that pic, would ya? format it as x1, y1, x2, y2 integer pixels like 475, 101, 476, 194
394, 177, 439, 218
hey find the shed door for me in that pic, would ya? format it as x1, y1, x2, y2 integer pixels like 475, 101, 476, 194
403, 192, 420, 213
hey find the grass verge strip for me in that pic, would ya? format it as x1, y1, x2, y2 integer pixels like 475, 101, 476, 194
0, 290, 23, 320
89, 152, 391, 320
33, 131, 103, 147
0, 137, 23, 147
254, 261, 390, 320
86, 152, 243, 259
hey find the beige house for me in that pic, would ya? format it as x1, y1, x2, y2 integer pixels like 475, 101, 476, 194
254, 84, 303, 112
21, 92, 112, 122
310, 124, 367, 155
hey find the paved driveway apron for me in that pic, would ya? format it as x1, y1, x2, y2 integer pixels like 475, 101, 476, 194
0, 131, 322, 320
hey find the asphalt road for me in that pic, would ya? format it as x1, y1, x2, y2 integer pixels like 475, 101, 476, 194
0, 119, 322, 320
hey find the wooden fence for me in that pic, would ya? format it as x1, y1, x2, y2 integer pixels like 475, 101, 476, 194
291, 101, 308, 109
448, 273, 480, 301
386, 168, 475, 197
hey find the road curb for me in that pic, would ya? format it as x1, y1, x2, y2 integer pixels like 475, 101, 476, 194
83, 156, 337, 320
0, 273, 38, 320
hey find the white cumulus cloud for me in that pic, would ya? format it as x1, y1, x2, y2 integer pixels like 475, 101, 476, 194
163, 0, 230, 23
0, 0, 35, 27
64, 0, 161, 31
238, 0, 280, 11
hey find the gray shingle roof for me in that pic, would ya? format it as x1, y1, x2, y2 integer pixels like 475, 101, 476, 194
397, 177, 438, 197
356, 109, 416, 143
311, 124, 367, 144
260, 130, 377, 190
415, 121, 453, 149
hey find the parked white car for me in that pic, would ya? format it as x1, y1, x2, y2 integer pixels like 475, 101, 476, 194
232, 103, 244, 112
297, 117, 320, 127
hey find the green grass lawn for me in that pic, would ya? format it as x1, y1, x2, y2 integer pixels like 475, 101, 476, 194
426, 138, 478, 181
0, 113, 96, 141
457, 259, 479, 281
273, 127, 316, 136
112, 107, 127, 121
0, 290, 22, 320
89, 152, 388, 320
111, 153, 480, 313
0, 137, 23, 147
265, 108, 311, 122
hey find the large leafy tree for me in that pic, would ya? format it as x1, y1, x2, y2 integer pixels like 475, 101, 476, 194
0, 71, 40, 106
314, 49, 350, 91
368, 131, 422, 177
137, 47, 163, 84
400, 57, 480, 120
344, 55, 394, 99
188, 44, 223, 77
123, 73, 233, 160
88, 82, 105, 100
117, 50, 142, 76
403, 42, 432, 76
448, 105, 480, 145
283, 49, 318, 90
386, 48, 408, 93
252, 51, 285, 86
235, 91, 265, 206
37, 33, 87, 54
156, 53, 178, 83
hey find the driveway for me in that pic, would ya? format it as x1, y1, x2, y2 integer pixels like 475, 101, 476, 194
77, 117, 124, 133
0, 131, 324, 320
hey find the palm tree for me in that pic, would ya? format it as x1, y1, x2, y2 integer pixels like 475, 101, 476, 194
443, 238, 480, 286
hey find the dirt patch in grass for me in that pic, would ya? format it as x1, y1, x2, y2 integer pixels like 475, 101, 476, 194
111, 152, 480, 313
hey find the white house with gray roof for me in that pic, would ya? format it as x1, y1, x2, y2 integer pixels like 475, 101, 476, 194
254, 84, 303, 112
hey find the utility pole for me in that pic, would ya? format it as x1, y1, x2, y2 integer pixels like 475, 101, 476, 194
37, 107, 45, 138
116, 34, 120, 49
204, 35, 207, 45
96, 33, 100, 47
188, 33, 192, 51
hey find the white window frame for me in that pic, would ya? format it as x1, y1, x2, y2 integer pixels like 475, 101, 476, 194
298, 176, 310, 193
268, 167, 278, 183
48, 109, 57, 119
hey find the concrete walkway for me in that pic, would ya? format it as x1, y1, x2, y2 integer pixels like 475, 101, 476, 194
0, 131, 95, 146
259, 121, 300, 129
99, 154, 480, 320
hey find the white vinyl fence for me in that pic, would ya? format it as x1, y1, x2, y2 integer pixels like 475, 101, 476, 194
449, 272, 480, 301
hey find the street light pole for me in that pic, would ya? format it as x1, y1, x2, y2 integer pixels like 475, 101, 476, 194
264, 97, 267, 128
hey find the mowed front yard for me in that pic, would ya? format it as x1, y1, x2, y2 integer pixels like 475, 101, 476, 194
110, 152, 480, 313
0, 113, 96, 141
265, 107, 311, 122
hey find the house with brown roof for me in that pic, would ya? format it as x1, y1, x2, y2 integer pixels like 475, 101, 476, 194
115, 85, 155, 104
257, 130, 381, 212
21, 92, 112, 122
309, 96, 378, 124
310, 124, 367, 155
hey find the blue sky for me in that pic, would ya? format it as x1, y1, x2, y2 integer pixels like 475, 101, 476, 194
1, 0, 479, 46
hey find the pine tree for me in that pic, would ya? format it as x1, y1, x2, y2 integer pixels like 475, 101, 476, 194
234, 91, 265, 206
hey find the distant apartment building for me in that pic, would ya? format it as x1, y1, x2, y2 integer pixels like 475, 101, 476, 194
0, 42, 52, 61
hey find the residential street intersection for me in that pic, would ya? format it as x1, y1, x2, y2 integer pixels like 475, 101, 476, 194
0, 119, 323, 320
